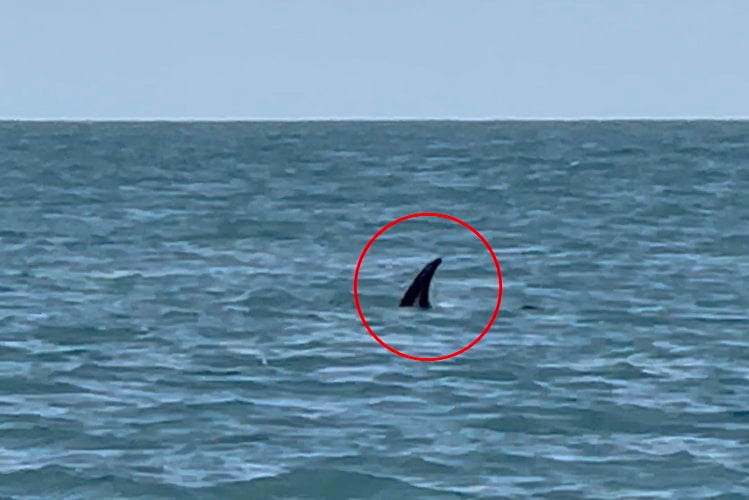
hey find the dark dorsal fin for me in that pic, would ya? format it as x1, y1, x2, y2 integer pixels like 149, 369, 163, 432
399, 258, 442, 308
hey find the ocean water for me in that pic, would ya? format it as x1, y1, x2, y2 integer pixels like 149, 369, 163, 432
1, 121, 748, 499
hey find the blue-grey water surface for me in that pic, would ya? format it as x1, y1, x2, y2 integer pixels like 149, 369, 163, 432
1, 121, 748, 499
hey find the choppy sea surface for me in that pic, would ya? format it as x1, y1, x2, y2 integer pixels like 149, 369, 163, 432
1, 121, 748, 499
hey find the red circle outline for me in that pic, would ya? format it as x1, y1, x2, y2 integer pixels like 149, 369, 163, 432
353, 212, 503, 362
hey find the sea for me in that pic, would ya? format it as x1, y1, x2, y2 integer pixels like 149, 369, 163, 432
0, 121, 747, 499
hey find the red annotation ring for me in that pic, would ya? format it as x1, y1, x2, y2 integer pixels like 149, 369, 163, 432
353, 212, 503, 362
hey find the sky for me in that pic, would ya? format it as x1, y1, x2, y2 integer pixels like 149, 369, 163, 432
1, 0, 748, 120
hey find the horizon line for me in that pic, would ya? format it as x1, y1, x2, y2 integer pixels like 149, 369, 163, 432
2, 115, 749, 123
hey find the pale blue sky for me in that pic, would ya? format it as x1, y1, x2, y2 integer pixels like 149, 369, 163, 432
1, 0, 748, 119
